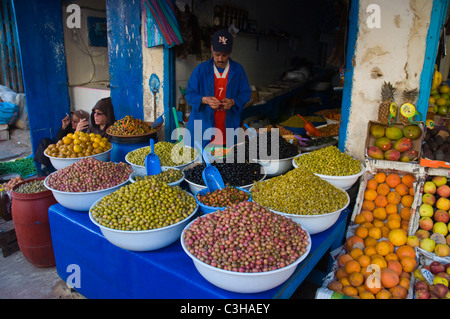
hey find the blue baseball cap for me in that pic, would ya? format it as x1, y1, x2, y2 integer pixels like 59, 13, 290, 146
212, 28, 233, 53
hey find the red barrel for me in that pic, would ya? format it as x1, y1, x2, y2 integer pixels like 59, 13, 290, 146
10, 177, 57, 267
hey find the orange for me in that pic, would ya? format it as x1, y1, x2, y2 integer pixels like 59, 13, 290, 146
395, 183, 409, 196
327, 280, 343, 292
401, 195, 414, 208
376, 289, 392, 299
368, 226, 382, 240
362, 221, 374, 229
336, 267, 349, 280
337, 253, 353, 268
362, 201, 375, 212
345, 260, 362, 274
354, 225, 369, 239
386, 173, 401, 188
364, 246, 377, 257
364, 236, 378, 248
371, 256, 387, 269
400, 207, 412, 221
357, 254, 371, 268
345, 235, 364, 250
400, 220, 409, 232
342, 285, 358, 297
372, 219, 385, 228
365, 276, 382, 294
388, 228, 407, 246
400, 256, 417, 273
375, 241, 391, 256
396, 245, 416, 259
349, 248, 364, 260
400, 271, 411, 280
399, 277, 410, 290
359, 290, 375, 299
401, 174, 416, 188
380, 225, 391, 238
389, 285, 408, 299
366, 179, 378, 190
364, 189, 377, 201
340, 276, 351, 287
408, 186, 414, 196
356, 285, 366, 295
387, 214, 401, 229
374, 172, 386, 183
354, 214, 366, 225
380, 268, 400, 288
385, 252, 399, 262
373, 207, 387, 220
387, 191, 401, 205
376, 183, 390, 196
374, 195, 388, 208
387, 260, 403, 276
348, 272, 364, 287
385, 203, 398, 215
361, 210, 374, 222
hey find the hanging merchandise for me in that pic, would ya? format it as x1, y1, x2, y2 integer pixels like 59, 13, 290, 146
377, 82, 396, 124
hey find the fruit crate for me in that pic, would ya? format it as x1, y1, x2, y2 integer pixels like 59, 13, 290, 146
409, 172, 450, 259
365, 121, 425, 170
419, 126, 450, 169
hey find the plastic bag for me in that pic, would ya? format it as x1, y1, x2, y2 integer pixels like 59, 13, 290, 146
0, 85, 17, 104
0, 102, 19, 125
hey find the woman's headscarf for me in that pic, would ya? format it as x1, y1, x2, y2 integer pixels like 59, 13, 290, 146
89, 97, 115, 138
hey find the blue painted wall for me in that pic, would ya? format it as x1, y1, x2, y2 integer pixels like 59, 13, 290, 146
11, 0, 70, 154
106, 0, 144, 120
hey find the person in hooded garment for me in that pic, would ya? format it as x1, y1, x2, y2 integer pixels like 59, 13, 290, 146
184, 28, 251, 149
34, 110, 90, 175
77, 97, 116, 140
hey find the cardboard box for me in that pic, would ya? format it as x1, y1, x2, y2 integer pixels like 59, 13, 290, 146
365, 121, 425, 168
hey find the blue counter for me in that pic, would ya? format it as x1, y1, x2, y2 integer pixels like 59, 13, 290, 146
48, 204, 350, 299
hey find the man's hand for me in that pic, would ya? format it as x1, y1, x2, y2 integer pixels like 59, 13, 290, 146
202, 96, 222, 110
76, 118, 89, 132
220, 98, 235, 110
61, 115, 71, 130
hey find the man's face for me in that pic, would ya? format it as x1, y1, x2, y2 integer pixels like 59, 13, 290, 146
211, 47, 230, 68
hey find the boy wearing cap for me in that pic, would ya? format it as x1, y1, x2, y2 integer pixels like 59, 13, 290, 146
185, 28, 251, 148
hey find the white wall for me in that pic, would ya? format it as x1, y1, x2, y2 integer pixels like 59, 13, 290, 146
344, 0, 433, 160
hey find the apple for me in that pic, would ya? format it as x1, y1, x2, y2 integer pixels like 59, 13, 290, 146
432, 176, 448, 187
436, 197, 450, 211
415, 280, 429, 290
433, 222, 449, 236
435, 244, 450, 257
420, 217, 434, 231
437, 272, 450, 282
447, 267, 450, 276
430, 261, 446, 274
437, 184, 450, 198
415, 289, 430, 299
422, 193, 436, 205
424, 181, 437, 194
414, 269, 427, 282
434, 210, 450, 223
415, 229, 431, 240
406, 235, 420, 247
420, 237, 436, 252
446, 234, 450, 246
432, 283, 448, 298
419, 203, 435, 217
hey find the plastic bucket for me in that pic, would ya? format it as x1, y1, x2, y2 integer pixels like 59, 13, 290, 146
110, 134, 158, 163
10, 177, 57, 267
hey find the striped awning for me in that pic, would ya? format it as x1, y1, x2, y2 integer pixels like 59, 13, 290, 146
142, 0, 183, 48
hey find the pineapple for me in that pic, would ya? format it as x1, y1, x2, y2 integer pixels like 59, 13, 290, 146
399, 89, 418, 124
377, 82, 396, 123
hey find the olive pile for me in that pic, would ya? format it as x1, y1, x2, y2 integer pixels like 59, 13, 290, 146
45, 157, 133, 192
90, 179, 197, 231
184, 162, 264, 187
126, 142, 197, 167
107, 115, 155, 136
45, 132, 111, 158
302, 136, 337, 147
234, 130, 298, 161
14, 180, 47, 194
197, 186, 250, 208
251, 167, 348, 215
183, 201, 309, 272
279, 115, 325, 128
133, 168, 183, 184
294, 146, 361, 176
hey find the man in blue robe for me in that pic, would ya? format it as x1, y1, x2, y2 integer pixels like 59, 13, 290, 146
184, 28, 251, 149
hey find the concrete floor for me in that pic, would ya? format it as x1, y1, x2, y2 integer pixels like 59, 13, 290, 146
0, 126, 320, 299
